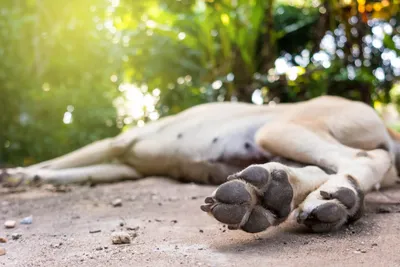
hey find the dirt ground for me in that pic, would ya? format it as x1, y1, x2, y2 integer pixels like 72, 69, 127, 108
1, 177, 400, 267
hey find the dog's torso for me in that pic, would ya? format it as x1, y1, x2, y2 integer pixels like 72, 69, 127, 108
118, 96, 394, 184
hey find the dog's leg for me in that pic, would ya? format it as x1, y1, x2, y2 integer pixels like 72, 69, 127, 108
295, 149, 394, 232
201, 122, 395, 233
15, 114, 175, 171
2, 163, 141, 185
256, 122, 396, 232
25, 138, 126, 170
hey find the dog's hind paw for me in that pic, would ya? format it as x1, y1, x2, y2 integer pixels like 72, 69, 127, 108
201, 164, 294, 233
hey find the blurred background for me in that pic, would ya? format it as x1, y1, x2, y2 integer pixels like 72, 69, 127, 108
0, 0, 400, 166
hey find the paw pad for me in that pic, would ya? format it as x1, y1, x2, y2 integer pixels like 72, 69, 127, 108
201, 165, 294, 233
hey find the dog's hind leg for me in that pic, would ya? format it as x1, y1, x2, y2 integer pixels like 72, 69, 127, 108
25, 138, 127, 171
2, 163, 141, 186
22, 114, 177, 171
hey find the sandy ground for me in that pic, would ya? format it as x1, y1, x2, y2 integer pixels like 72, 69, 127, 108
1, 177, 400, 267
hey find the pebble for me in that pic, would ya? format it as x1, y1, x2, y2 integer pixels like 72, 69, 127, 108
111, 231, 131, 244
354, 249, 367, 254
51, 242, 63, 248
111, 198, 122, 207
89, 229, 101, 234
126, 226, 139, 231
0, 247, 5, 256
4, 220, 16, 228
20, 215, 33, 225
0, 237, 7, 243
11, 233, 22, 240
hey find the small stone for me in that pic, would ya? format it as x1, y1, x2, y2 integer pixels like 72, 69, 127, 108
130, 232, 138, 239
171, 220, 178, 224
12, 233, 21, 240
4, 220, 16, 228
20, 215, 33, 225
119, 222, 124, 227
354, 248, 367, 254
126, 226, 139, 231
0, 237, 7, 243
371, 243, 378, 247
89, 229, 101, 234
51, 242, 62, 248
111, 198, 122, 207
199, 229, 204, 233
111, 231, 131, 244
95, 247, 103, 251
0, 247, 5, 256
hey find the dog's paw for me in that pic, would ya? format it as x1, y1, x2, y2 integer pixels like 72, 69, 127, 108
0, 168, 40, 187
200, 164, 294, 233
296, 175, 364, 232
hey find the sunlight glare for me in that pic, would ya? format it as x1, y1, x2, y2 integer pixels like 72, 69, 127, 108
146, 20, 157, 28
110, 0, 120, 8
153, 88, 161, 96
212, 80, 222, 90
114, 83, 160, 127
178, 32, 186, 40
63, 112, 73, 124
42, 83, 50, 92
251, 89, 263, 105
275, 57, 290, 74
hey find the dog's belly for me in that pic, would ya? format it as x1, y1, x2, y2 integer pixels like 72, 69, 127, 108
123, 107, 281, 184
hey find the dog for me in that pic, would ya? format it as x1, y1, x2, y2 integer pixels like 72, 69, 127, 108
2, 95, 400, 233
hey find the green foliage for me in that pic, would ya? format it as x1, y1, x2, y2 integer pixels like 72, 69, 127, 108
1, 0, 400, 166
0, 0, 121, 165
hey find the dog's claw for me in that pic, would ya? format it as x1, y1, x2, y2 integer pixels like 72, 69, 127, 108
200, 204, 213, 212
